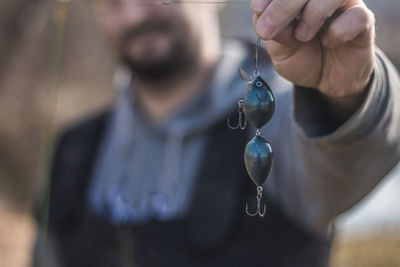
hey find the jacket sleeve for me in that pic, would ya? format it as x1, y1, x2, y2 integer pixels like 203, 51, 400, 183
267, 48, 400, 233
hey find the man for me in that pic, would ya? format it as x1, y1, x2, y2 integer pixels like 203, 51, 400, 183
35, 0, 400, 266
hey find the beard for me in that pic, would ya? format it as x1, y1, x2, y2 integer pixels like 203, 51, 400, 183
118, 19, 198, 84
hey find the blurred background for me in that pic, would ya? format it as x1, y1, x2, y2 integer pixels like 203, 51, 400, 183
0, 0, 399, 266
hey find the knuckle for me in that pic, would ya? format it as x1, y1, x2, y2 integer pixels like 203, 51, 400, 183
353, 5, 375, 27
274, 0, 288, 8
273, 0, 292, 14
365, 8, 376, 28
301, 5, 332, 32
355, 7, 369, 24
329, 25, 344, 41
304, 5, 331, 22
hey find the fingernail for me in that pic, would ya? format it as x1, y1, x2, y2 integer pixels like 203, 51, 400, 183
295, 22, 310, 41
257, 18, 275, 39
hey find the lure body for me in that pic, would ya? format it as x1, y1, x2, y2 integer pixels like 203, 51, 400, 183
243, 76, 275, 129
244, 135, 273, 187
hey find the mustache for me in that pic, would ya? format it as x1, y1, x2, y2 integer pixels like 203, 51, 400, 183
122, 20, 170, 42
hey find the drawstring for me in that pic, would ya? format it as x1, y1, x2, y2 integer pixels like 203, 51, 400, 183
155, 124, 185, 219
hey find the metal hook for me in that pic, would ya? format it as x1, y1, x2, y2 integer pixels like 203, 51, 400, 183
254, 38, 261, 77
246, 186, 266, 217
227, 100, 247, 130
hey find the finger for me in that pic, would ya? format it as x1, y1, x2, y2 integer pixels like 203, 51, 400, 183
269, 20, 299, 47
253, 17, 300, 53
295, 0, 345, 42
253, 14, 299, 46
255, 0, 308, 40
251, 0, 273, 15
321, 4, 375, 48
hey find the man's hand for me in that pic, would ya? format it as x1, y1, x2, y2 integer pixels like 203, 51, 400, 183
251, 0, 375, 117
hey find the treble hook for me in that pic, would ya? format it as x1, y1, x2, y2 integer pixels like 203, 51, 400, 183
246, 186, 266, 217
227, 100, 247, 130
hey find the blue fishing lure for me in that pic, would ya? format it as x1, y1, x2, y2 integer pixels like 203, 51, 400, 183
228, 38, 275, 217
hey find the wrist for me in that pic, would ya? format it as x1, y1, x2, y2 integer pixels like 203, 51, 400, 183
320, 72, 373, 124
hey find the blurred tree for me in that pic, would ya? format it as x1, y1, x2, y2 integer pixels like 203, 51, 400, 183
0, 0, 36, 78
0, 1, 114, 266
0, 0, 52, 211
0, 0, 114, 212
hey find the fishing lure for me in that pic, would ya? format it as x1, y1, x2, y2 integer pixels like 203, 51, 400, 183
228, 38, 275, 217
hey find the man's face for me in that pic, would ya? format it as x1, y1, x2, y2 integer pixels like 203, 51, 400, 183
95, 0, 199, 81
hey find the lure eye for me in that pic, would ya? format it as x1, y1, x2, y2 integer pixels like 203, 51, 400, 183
256, 81, 262, 87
